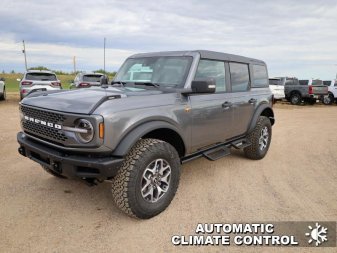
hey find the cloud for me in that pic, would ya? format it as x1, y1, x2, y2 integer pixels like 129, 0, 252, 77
1, 0, 337, 79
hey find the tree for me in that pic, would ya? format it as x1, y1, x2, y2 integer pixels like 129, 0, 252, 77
28, 66, 50, 71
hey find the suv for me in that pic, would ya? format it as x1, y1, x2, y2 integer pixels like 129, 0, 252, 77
284, 78, 328, 105
71, 72, 105, 88
18, 70, 62, 100
17, 50, 275, 219
0, 77, 6, 101
322, 80, 337, 105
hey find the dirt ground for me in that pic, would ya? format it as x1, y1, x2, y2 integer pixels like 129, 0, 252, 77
1, 95, 337, 253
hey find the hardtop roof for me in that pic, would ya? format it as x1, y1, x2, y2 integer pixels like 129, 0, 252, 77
129, 50, 266, 65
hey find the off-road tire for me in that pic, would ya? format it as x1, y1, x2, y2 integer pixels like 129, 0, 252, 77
244, 116, 272, 160
290, 93, 301, 105
0, 88, 5, 101
41, 165, 67, 179
111, 138, 181, 219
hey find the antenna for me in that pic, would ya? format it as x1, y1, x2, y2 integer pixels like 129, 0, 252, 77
103, 37, 106, 73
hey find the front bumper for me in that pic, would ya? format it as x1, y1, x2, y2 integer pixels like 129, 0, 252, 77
17, 132, 124, 180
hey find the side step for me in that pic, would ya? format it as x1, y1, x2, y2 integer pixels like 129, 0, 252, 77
203, 146, 231, 161
231, 139, 251, 149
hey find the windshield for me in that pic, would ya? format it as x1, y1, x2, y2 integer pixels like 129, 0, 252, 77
83, 74, 103, 82
114, 56, 193, 88
25, 73, 57, 81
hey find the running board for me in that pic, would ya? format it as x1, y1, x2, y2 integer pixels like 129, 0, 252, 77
181, 137, 251, 163
231, 139, 251, 149
203, 146, 231, 161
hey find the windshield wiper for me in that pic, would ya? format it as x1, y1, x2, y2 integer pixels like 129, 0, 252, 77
134, 82, 160, 88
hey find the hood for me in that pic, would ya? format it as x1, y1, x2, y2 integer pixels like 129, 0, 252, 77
21, 86, 166, 114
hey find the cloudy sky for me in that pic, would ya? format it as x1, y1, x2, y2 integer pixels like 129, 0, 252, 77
1, 0, 337, 79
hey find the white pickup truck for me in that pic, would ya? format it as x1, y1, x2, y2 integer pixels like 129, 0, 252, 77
0, 77, 6, 101
322, 80, 337, 105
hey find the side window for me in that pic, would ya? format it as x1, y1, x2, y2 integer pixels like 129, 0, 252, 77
195, 60, 226, 92
229, 62, 250, 92
334, 81, 337, 87
252, 65, 268, 87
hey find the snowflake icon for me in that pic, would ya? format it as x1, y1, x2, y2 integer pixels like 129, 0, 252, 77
305, 223, 328, 246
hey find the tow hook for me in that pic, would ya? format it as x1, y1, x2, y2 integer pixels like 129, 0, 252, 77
18, 147, 26, 156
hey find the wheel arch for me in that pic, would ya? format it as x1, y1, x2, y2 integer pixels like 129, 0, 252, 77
112, 121, 186, 158
247, 104, 275, 134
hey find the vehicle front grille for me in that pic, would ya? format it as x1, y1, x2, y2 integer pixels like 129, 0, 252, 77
20, 105, 68, 144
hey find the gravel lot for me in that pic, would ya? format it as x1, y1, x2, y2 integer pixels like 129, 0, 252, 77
1, 96, 337, 253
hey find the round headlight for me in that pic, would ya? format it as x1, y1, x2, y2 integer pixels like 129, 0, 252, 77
75, 119, 94, 143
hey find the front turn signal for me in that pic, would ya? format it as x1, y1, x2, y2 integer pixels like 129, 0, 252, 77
99, 123, 104, 139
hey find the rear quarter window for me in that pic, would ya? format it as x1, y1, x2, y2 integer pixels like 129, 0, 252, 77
229, 62, 250, 92
252, 64, 268, 88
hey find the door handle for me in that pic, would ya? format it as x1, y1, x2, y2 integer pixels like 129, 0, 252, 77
248, 98, 257, 104
222, 101, 233, 108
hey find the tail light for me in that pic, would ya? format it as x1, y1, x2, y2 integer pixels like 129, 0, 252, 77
79, 82, 91, 88
308, 85, 313, 94
21, 81, 32, 86
21, 89, 27, 94
51, 81, 61, 87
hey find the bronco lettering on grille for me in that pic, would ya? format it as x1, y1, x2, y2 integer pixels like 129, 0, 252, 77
24, 115, 62, 130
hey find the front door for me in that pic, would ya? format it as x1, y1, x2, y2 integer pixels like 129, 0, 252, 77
189, 59, 234, 152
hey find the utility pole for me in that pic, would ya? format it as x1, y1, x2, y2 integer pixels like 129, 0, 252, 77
104, 37, 106, 73
22, 40, 28, 71
73, 56, 77, 73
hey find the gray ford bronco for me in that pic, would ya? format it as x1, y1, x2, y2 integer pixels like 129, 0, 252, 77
17, 50, 275, 219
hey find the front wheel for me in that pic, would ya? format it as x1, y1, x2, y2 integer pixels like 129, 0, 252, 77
323, 94, 334, 105
111, 139, 181, 219
244, 116, 272, 160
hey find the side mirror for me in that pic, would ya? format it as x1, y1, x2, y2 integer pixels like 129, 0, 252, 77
100, 75, 109, 86
191, 79, 216, 93
17, 78, 21, 82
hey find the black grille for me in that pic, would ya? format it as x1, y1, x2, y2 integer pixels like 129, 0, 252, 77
20, 105, 68, 143
21, 106, 66, 123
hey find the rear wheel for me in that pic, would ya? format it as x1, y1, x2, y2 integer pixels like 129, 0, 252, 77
244, 116, 272, 160
111, 138, 181, 219
290, 93, 301, 105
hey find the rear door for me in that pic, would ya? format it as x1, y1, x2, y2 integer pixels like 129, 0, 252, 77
190, 59, 234, 151
229, 62, 255, 137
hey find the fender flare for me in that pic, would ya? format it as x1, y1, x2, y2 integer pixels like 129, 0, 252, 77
112, 121, 186, 157
247, 103, 275, 133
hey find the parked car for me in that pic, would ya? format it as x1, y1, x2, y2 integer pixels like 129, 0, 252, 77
269, 77, 287, 100
17, 50, 275, 219
0, 77, 6, 101
70, 72, 105, 88
18, 70, 62, 100
322, 80, 337, 105
284, 78, 328, 105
